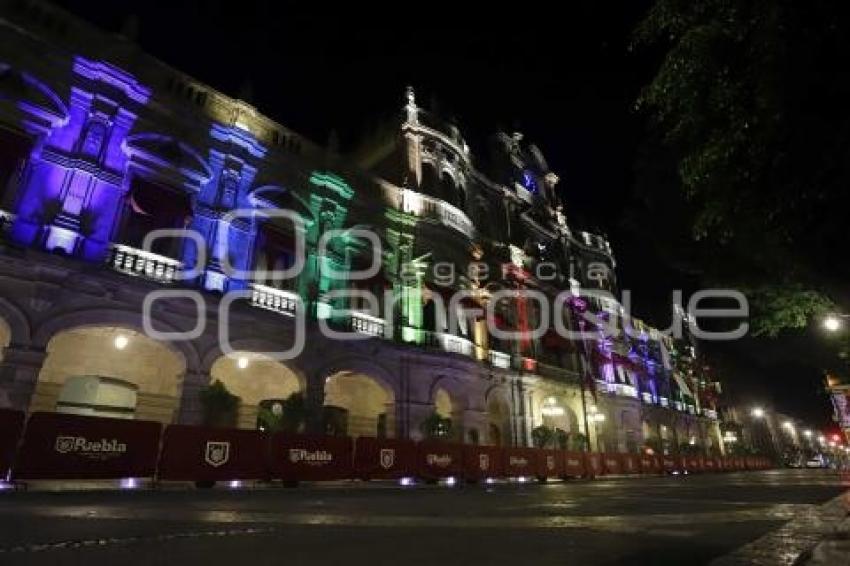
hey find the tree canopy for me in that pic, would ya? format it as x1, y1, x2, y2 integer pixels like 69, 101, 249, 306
632, 0, 850, 337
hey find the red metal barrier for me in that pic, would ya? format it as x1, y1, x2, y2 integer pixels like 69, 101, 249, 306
503, 447, 538, 478
585, 453, 603, 477
462, 445, 504, 481
564, 452, 586, 478
662, 455, 678, 474
621, 453, 640, 475
639, 454, 661, 475
13, 412, 161, 480
601, 453, 622, 475
703, 457, 717, 472
0, 409, 24, 478
271, 434, 353, 482
416, 440, 463, 479
721, 457, 733, 471
538, 449, 566, 479
157, 425, 268, 482
686, 455, 703, 472
353, 437, 416, 480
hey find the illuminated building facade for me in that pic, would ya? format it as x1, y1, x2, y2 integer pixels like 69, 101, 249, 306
0, 0, 722, 454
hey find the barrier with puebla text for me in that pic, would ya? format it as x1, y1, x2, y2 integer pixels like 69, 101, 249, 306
416, 440, 463, 479
639, 453, 661, 475
13, 412, 161, 480
272, 434, 353, 482
686, 455, 703, 472
462, 445, 504, 481
538, 449, 566, 479
0, 409, 24, 478
621, 453, 640, 475
157, 425, 268, 482
354, 437, 416, 480
585, 452, 603, 477
601, 453, 622, 475
564, 452, 586, 478
503, 447, 538, 478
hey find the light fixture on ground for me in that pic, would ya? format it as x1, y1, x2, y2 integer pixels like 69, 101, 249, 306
114, 334, 129, 350
237, 356, 249, 370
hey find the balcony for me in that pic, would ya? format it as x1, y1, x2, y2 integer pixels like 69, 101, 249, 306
399, 189, 474, 237
488, 350, 511, 369
424, 331, 475, 357
537, 361, 580, 383
250, 284, 299, 317
108, 244, 182, 284
347, 311, 386, 338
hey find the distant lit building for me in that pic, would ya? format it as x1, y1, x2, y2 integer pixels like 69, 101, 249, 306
825, 372, 850, 445
0, 0, 722, 453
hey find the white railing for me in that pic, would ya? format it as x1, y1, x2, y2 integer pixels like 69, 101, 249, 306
673, 401, 685, 412
686, 405, 696, 415
400, 189, 474, 237
349, 311, 386, 338
425, 331, 475, 357
250, 284, 299, 317
659, 397, 669, 408
641, 392, 654, 404
617, 384, 638, 398
703, 408, 718, 420
108, 244, 182, 283
488, 350, 511, 368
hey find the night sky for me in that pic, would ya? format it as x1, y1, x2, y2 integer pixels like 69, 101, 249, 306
46, 0, 839, 427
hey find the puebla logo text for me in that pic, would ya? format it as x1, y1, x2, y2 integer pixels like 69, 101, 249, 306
54, 436, 127, 456
289, 449, 333, 465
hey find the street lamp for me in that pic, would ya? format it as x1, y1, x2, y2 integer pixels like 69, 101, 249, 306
804, 430, 812, 438
823, 313, 850, 332
751, 407, 765, 418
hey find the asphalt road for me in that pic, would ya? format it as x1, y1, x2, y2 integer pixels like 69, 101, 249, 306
0, 469, 846, 566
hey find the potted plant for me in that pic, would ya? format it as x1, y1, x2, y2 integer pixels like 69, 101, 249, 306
199, 380, 239, 428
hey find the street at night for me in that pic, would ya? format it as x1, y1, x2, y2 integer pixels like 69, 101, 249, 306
1, 470, 847, 565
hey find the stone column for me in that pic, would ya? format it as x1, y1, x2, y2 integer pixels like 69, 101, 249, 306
461, 408, 488, 445
0, 346, 46, 412
175, 372, 210, 425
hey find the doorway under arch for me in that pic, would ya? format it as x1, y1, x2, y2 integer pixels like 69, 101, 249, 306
33, 326, 186, 424
323, 371, 394, 438
210, 352, 303, 430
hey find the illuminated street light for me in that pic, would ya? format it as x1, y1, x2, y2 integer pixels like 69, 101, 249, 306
114, 335, 129, 350
823, 315, 842, 332
237, 356, 249, 370
804, 430, 813, 438
751, 407, 765, 418
818, 435, 826, 444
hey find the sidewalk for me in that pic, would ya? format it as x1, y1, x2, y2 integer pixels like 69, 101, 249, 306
711, 491, 850, 565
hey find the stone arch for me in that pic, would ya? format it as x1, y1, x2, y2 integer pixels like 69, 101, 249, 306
0, 296, 31, 347
209, 350, 304, 430
32, 325, 187, 425
485, 386, 512, 447
32, 308, 202, 373
323, 370, 395, 438
531, 389, 580, 434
